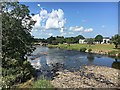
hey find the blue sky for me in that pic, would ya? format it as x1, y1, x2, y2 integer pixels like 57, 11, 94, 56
20, 2, 118, 39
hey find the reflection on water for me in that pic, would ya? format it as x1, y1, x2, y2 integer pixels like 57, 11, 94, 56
28, 46, 120, 78
87, 53, 95, 62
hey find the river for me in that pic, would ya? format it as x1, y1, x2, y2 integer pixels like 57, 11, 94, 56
27, 46, 120, 79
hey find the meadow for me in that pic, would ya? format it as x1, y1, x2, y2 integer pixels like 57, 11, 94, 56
48, 44, 120, 56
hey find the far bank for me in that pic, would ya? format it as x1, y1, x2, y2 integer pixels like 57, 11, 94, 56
48, 44, 120, 58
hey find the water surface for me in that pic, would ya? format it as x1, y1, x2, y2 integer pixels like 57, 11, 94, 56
28, 46, 120, 78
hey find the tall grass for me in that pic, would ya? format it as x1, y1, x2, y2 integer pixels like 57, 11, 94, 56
32, 77, 53, 89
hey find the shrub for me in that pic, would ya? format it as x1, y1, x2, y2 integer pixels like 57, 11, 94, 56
88, 49, 92, 53
108, 51, 120, 58
108, 51, 117, 56
80, 47, 87, 52
32, 77, 53, 88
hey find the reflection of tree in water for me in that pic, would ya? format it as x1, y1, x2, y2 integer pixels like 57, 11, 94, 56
87, 54, 95, 62
112, 58, 120, 69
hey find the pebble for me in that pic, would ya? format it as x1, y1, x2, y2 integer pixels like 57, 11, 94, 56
51, 65, 120, 88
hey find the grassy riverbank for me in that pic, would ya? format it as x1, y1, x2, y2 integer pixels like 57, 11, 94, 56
48, 44, 120, 57
17, 65, 120, 88
16, 77, 53, 88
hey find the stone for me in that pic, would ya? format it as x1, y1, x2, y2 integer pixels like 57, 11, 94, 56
51, 65, 120, 88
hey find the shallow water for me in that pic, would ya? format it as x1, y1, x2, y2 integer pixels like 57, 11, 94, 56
28, 46, 120, 78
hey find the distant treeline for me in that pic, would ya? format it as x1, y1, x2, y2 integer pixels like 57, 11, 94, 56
33, 35, 85, 45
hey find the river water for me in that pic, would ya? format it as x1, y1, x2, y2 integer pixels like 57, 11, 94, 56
27, 46, 120, 78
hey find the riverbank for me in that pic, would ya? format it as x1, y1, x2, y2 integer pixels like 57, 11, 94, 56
15, 65, 120, 88
51, 65, 120, 88
48, 44, 120, 57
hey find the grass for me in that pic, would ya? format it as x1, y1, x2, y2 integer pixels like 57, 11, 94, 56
32, 78, 53, 88
15, 77, 53, 89
48, 44, 120, 53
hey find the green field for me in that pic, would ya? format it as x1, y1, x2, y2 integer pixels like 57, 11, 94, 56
48, 44, 120, 53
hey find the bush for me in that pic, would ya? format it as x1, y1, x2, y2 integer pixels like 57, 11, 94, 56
108, 51, 117, 56
80, 47, 87, 52
108, 51, 120, 58
33, 77, 53, 88
88, 49, 92, 53
2, 58, 36, 88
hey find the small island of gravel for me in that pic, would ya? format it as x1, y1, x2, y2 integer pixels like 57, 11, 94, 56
51, 65, 120, 88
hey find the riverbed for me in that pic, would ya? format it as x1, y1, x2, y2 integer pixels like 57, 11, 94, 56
27, 46, 120, 78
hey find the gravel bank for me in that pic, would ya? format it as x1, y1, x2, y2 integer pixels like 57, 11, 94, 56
51, 65, 120, 88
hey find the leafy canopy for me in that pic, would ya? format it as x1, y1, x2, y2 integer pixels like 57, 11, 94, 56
95, 35, 103, 44
1, 2, 36, 88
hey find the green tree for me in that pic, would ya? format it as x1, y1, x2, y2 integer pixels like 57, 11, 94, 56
55, 36, 65, 44
1, 2, 36, 87
75, 35, 85, 43
85, 38, 94, 47
95, 35, 103, 44
76, 35, 85, 39
86, 38, 94, 45
47, 36, 56, 44
112, 34, 120, 48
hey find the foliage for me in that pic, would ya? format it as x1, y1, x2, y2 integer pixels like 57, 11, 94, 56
45, 35, 85, 44
108, 50, 120, 58
80, 47, 87, 52
95, 35, 103, 44
47, 36, 56, 44
15, 78, 34, 88
85, 38, 94, 45
76, 35, 85, 39
88, 49, 92, 53
34, 38, 47, 43
52, 40, 59, 45
32, 78, 53, 88
111, 34, 120, 48
1, 2, 36, 88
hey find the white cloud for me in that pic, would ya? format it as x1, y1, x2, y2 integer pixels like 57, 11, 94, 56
37, 4, 40, 7
84, 28, 93, 32
40, 9, 48, 20
45, 9, 66, 30
68, 32, 74, 34
31, 6, 93, 38
32, 14, 42, 29
69, 26, 93, 33
48, 33, 53, 36
60, 28, 64, 33
60, 32, 67, 36
31, 8, 66, 32
69, 26, 84, 31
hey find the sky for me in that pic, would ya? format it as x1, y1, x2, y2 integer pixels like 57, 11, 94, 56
20, 2, 118, 39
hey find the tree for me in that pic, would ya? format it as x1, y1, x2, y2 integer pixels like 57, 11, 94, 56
76, 35, 85, 39
75, 35, 85, 43
1, 2, 36, 87
112, 34, 120, 48
2, 2, 36, 60
47, 36, 56, 44
95, 35, 103, 44
85, 38, 94, 46
55, 36, 65, 44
